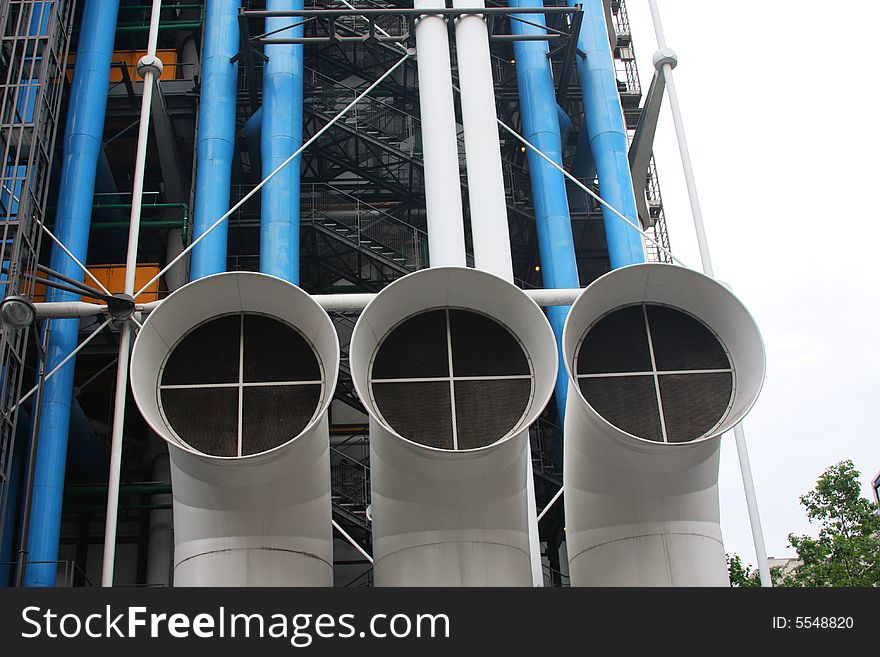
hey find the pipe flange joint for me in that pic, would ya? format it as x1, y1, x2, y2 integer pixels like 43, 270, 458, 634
652, 48, 678, 71
136, 54, 164, 79
107, 293, 135, 320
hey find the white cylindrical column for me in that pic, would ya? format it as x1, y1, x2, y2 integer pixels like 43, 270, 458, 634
415, 0, 467, 267
130, 272, 339, 586
561, 264, 766, 586
452, 0, 512, 280
349, 267, 557, 585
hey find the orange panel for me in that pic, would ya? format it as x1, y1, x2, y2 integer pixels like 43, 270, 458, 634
67, 49, 179, 83
32, 264, 163, 303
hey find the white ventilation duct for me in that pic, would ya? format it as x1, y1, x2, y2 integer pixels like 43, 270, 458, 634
561, 263, 765, 586
130, 272, 338, 586
349, 267, 557, 585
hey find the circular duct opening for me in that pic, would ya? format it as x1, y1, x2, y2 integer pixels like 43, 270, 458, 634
157, 312, 324, 457
573, 303, 733, 444
368, 307, 534, 450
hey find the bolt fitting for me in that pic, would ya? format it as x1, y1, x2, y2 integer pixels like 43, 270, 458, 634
652, 48, 678, 71
136, 54, 164, 80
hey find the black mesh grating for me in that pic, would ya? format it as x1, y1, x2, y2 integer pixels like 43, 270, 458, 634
160, 387, 239, 456
576, 305, 653, 374
658, 373, 732, 443
579, 375, 663, 442
242, 315, 321, 382
372, 381, 453, 449
453, 379, 531, 449
241, 384, 322, 455
161, 315, 240, 385
647, 305, 730, 371
449, 310, 529, 376
371, 309, 449, 379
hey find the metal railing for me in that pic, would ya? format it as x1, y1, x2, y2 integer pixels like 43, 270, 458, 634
330, 444, 370, 514
304, 182, 424, 269
1, 559, 93, 587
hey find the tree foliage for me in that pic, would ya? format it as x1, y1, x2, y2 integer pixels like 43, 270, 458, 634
726, 553, 761, 587
780, 460, 880, 587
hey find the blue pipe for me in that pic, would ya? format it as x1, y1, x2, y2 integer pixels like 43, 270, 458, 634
26, 0, 120, 586
510, 0, 580, 420
190, 0, 241, 280
260, 0, 303, 284
568, 0, 644, 268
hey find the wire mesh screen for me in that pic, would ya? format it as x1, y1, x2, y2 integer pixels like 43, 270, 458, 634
370, 308, 533, 450
372, 381, 453, 449
658, 373, 733, 443
371, 309, 448, 379
575, 303, 733, 443
160, 388, 240, 456
159, 313, 323, 456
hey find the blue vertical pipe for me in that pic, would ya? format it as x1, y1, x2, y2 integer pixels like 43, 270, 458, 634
568, 0, 644, 268
189, 0, 241, 280
26, 0, 120, 587
510, 0, 579, 418
260, 0, 303, 284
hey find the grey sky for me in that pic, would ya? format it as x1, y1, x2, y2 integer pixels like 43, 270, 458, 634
623, 1, 880, 566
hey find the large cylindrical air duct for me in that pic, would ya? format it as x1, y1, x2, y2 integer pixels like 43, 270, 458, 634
130, 272, 338, 586
561, 264, 765, 586
350, 267, 557, 585
260, 0, 304, 283
568, 0, 645, 268
190, 0, 240, 279
452, 0, 513, 278
414, 0, 467, 267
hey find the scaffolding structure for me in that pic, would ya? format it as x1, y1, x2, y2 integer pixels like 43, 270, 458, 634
0, 0, 674, 587
0, 0, 73, 536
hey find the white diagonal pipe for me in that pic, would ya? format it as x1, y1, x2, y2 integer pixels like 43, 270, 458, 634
561, 264, 766, 586
130, 272, 337, 586
414, 0, 467, 267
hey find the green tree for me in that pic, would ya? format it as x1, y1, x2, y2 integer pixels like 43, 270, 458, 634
781, 460, 880, 587
726, 553, 761, 587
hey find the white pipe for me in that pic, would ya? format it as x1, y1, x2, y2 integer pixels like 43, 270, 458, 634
415, 0, 467, 267
451, 0, 513, 280
102, 0, 164, 587
130, 272, 338, 586
34, 302, 107, 318
561, 264, 766, 586
350, 267, 557, 585
648, 0, 771, 587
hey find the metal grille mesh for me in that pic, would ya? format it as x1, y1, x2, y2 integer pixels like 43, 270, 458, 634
576, 304, 652, 374
372, 381, 453, 449
243, 314, 321, 382
370, 308, 533, 450
449, 310, 530, 376
159, 313, 323, 456
575, 304, 733, 443
241, 385, 323, 455
454, 379, 532, 450
658, 373, 733, 443
161, 315, 240, 385
578, 376, 663, 442
647, 305, 730, 370
160, 388, 239, 456
371, 309, 448, 379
